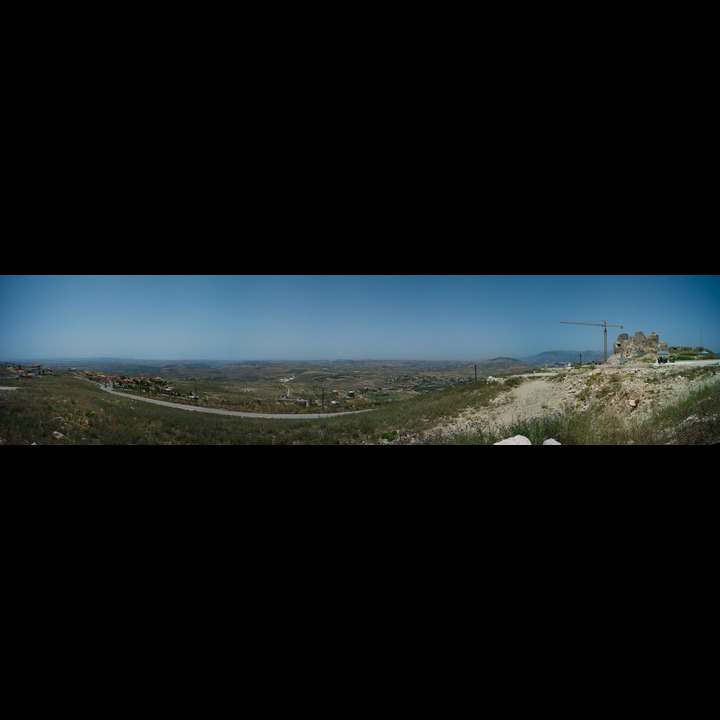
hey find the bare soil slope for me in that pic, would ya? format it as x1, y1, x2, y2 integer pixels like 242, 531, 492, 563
438, 363, 720, 438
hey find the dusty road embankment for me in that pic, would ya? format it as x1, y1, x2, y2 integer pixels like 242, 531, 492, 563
438, 363, 720, 438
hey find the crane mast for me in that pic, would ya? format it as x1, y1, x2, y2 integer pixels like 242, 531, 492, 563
560, 320, 624, 363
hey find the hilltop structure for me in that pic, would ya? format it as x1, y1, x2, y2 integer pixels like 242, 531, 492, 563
607, 331, 667, 365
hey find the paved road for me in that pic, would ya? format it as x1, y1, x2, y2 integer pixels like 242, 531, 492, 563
665, 359, 720, 367
515, 359, 719, 377
96, 383, 376, 419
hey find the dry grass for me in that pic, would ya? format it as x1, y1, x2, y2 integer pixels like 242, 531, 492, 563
2, 368, 718, 445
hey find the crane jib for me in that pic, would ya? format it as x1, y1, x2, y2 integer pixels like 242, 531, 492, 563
559, 321, 624, 363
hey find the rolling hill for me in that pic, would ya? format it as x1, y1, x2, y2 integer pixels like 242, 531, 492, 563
521, 350, 606, 366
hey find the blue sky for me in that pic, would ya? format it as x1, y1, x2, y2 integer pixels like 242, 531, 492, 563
1, 275, 718, 361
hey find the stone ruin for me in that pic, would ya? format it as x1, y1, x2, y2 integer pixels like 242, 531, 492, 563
607, 331, 667, 365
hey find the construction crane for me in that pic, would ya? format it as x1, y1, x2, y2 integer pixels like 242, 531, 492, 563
560, 320, 624, 363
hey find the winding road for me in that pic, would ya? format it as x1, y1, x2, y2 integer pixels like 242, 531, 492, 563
96, 382, 376, 419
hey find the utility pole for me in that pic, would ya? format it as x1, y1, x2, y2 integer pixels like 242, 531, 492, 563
474, 364, 477, 381
560, 320, 624, 363
313, 385, 326, 410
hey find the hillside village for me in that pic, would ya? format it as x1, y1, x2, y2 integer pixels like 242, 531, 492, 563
72, 368, 479, 408
1, 361, 488, 411
2, 363, 53, 378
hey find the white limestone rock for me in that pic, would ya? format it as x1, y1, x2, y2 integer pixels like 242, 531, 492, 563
494, 435, 532, 445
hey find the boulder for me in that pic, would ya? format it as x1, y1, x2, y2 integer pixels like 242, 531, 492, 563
493, 436, 563, 445
494, 435, 532, 445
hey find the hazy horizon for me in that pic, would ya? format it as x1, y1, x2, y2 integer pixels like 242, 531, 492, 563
0, 351, 608, 364
2, 275, 718, 361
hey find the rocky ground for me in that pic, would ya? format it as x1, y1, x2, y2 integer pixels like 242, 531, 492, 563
437, 362, 720, 439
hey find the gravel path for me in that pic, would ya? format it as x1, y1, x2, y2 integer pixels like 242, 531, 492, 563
486, 377, 570, 427
439, 376, 570, 437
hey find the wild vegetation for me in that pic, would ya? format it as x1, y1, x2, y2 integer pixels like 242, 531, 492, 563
441, 381, 720, 446
1, 364, 718, 445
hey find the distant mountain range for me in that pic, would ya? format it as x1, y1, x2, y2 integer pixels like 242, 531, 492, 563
473, 357, 535, 373
520, 350, 607, 366
4, 351, 607, 374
